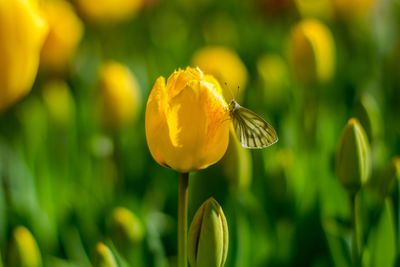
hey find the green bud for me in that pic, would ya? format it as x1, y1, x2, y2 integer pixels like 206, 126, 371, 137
110, 207, 144, 249
188, 197, 229, 267
221, 130, 252, 192
336, 118, 371, 194
92, 243, 118, 267
8, 226, 42, 267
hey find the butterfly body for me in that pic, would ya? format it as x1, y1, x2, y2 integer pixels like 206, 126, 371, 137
228, 99, 278, 149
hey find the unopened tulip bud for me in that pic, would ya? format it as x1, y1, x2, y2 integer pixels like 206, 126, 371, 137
8, 226, 42, 267
336, 118, 371, 194
188, 198, 229, 267
110, 207, 144, 249
92, 243, 118, 267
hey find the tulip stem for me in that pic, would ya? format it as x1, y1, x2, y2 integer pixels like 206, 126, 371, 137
178, 172, 189, 267
350, 193, 360, 267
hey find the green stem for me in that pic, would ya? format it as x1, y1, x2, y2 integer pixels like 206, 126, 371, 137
350, 193, 360, 267
178, 173, 189, 267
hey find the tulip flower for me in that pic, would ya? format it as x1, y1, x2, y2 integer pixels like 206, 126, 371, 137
0, 0, 48, 111
110, 207, 144, 248
145, 67, 230, 173
75, 0, 143, 24
98, 62, 142, 128
192, 46, 248, 102
8, 226, 42, 267
40, 0, 84, 73
288, 19, 335, 86
92, 243, 118, 267
146, 67, 230, 267
188, 198, 229, 267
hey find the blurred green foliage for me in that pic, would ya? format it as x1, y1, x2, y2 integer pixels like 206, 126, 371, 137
1, 0, 400, 266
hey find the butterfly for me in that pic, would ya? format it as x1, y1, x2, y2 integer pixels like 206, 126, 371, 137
228, 99, 278, 149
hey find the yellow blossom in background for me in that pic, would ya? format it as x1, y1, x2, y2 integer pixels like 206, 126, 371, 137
145, 67, 230, 173
74, 0, 143, 24
98, 62, 142, 128
40, 0, 84, 73
8, 226, 42, 267
288, 19, 335, 86
192, 46, 248, 102
41, 79, 75, 128
0, 0, 48, 111
334, 0, 376, 20
257, 54, 289, 110
294, 0, 334, 21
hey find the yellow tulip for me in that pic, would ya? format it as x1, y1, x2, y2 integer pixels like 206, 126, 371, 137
98, 62, 142, 128
192, 46, 248, 102
0, 0, 48, 111
334, 0, 376, 20
75, 0, 143, 24
8, 226, 42, 267
145, 67, 230, 173
40, 0, 84, 73
288, 19, 335, 85
92, 243, 118, 267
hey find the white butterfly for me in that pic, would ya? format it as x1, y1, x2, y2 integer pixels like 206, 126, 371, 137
228, 99, 278, 149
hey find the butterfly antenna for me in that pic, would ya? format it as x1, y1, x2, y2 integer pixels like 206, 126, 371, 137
224, 82, 234, 101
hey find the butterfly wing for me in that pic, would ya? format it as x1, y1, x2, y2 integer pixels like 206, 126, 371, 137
231, 106, 278, 149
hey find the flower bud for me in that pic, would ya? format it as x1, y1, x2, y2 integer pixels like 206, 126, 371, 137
0, 0, 48, 111
288, 19, 335, 86
40, 0, 84, 73
41, 79, 75, 128
98, 62, 142, 128
334, 0, 376, 21
92, 242, 118, 267
145, 67, 230, 173
336, 118, 371, 194
75, 0, 143, 24
188, 197, 229, 267
8, 226, 42, 267
192, 46, 248, 102
110, 207, 144, 249
295, 0, 334, 20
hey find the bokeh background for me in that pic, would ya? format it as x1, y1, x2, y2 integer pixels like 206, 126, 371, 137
1, 0, 400, 266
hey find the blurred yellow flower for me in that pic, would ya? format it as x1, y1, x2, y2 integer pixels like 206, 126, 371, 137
334, 0, 376, 20
75, 0, 143, 24
295, 0, 334, 20
41, 79, 75, 127
257, 54, 289, 110
98, 62, 142, 128
8, 226, 42, 267
0, 0, 48, 111
145, 67, 230, 173
92, 242, 118, 267
192, 46, 248, 102
40, 0, 84, 73
288, 19, 335, 85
